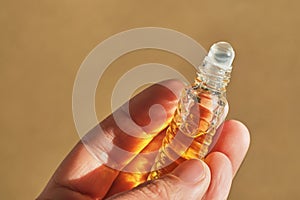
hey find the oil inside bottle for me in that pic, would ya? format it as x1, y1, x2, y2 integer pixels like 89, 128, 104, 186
148, 41, 235, 180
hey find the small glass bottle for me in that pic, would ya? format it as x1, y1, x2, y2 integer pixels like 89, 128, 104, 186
148, 41, 235, 180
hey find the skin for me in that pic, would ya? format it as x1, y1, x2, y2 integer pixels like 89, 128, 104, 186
37, 80, 250, 200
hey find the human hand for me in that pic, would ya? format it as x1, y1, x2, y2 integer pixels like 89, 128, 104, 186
38, 79, 250, 200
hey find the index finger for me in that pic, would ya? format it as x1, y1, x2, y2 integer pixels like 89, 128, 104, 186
40, 79, 184, 199
209, 120, 250, 175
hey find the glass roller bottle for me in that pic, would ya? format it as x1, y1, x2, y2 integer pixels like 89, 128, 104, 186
148, 41, 235, 180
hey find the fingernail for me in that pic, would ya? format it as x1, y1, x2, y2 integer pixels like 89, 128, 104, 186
172, 159, 206, 184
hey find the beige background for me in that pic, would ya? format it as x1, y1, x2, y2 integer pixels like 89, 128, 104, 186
1, 1, 299, 199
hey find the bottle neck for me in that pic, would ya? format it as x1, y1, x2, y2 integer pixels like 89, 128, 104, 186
194, 57, 232, 94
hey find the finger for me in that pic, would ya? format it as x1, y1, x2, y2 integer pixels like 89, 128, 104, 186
105, 130, 167, 198
107, 159, 211, 200
83, 80, 183, 168
203, 152, 233, 200
38, 79, 184, 199
210, 120, 250, 176
105, 103, 230, 198
38, 141, 120, 199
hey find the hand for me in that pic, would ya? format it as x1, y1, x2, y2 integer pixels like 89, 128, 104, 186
38, 79, 250, 200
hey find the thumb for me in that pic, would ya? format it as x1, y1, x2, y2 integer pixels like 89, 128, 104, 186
107, 159, 211, 200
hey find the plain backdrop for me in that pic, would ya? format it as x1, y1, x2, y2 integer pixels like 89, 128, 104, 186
1, 1, 299, 199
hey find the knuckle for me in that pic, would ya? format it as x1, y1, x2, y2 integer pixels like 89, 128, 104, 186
137, 176, 178, 199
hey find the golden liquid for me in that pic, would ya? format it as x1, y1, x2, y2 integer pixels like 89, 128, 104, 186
148, 89, 223, 180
